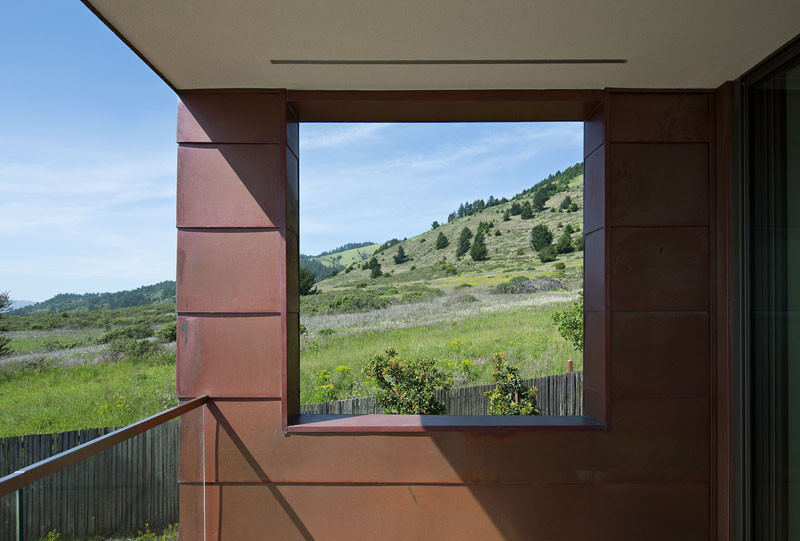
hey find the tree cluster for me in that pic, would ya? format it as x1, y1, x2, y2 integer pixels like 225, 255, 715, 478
362, 257, 383, 278
0, 291, 12, 357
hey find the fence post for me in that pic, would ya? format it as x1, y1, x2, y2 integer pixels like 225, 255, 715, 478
15, 487, 23, 541
567, 360, 574, 373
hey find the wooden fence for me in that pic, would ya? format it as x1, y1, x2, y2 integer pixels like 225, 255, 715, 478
301, 371, 583, 416
0, 420, 179, 541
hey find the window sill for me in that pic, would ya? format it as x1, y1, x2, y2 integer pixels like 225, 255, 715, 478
287, 414, 604, 434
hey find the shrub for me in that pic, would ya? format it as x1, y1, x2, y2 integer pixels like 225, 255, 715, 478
492, 276, 564, 294
530, 224, 553, 251
0, 291, 11, 358
556, 230, 574, 254
105, 339, 165, 362
96, 324, 153, 344
485, 352, 540, 415
502, 210, 511, 221
494, 230, 501, 237
510, 202, 522, 216
314, 365, 359, 401
553, 291, 583, 352
156, 322, 177, 343
515, 247, 525, 256
554, 262, 566, 271
559, 195, 573, 210
363, 348, 451, 414
299, 323, 308, 336
538, 245, 558, 263
355, 281, 368, 288
573, 235, 584, 251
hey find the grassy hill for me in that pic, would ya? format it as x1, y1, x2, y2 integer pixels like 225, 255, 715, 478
314, 169, 584, 292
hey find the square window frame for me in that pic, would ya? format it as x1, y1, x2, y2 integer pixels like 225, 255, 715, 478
283, 90, 609, 433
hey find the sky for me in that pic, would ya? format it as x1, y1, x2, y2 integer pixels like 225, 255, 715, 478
0, 2, 582, 303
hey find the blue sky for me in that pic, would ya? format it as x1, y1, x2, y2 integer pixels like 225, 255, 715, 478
0, 2, 582, 302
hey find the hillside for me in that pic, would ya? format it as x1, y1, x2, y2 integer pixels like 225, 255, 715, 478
10, 280, 176, 315
312, 165, 584, 293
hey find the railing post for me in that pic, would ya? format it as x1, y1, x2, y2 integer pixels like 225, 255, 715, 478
567, 359, 574, 373
16, 487, 23, 541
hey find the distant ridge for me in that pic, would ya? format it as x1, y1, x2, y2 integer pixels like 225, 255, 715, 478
9, 281, 175, 315
8, 300, 35, 311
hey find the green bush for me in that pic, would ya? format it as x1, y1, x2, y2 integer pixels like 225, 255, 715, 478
552, 291, 583, 352
96, 324, 153, 344
363, 348, 451, 414
435, 231, 450, 250
485, 352, 540, 415
530, 224, 553, 251
554, 262, 566, 271
106, 339, 166, 361
156, 322, 177, 343
538, 246, 558, 263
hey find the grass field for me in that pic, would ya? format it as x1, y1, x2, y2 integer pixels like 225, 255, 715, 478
300, 294, 581, 403
0, 354, 177, 437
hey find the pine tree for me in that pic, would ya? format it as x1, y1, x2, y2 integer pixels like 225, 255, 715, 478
435, 231, 450, 250
502, 210, 511, 221
559, 195, 572, 210
299, 267, 318, 296
456, 227, 473, 258
520, 202, 534, 219
556, 230, 574, 254
431, 221, 440, 229
530, 224, 553, 251
393, 245, 410, 264
469, 232, 488, 261
510, 202, 522, 216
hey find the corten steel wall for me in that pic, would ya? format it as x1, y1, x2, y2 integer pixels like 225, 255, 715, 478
175, 89, 730, 540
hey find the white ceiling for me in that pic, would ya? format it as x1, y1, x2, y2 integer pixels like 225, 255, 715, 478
86, 0, 800, 90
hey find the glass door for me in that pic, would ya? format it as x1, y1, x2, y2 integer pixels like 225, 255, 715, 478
747, 49, 800, 541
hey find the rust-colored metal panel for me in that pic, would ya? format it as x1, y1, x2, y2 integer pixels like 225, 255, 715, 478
610, 143, 710, 227
181, 399, 707, 486
177, 315, 283, 398
176, 230, 283, 313
610, 227, 710, 312
583, 310, 607, 422
612, 312, 710, 398
583, 229, 605, 312
584, 144, 606, 235
584, 103, 604, 158
179, 483, 219, 540
177, 91, 285, 144
287, 89, 603, 122
177, 144, 285, 228
203, 482, 708, 541
609, 92, 710, 143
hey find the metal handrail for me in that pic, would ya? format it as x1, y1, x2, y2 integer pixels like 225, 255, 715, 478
0, 395, 208, 499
